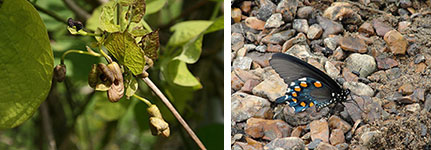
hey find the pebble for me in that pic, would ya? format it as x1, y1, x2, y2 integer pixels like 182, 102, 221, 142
398, 83, 414, 95
264, 137, 305, 150
243, 44, 257, 51
316, 142, 338, 150
293, 19, 310, 33
265, 13, 284, 29
324, 37, 338, 50
385, 67, 401, 80
399, 0, 412, 8
323, 2, 362, 25
291, 126, 305, 137
310, 119, 329, 143
423, 94, 431, 112
342, 68, 358, 82
232, 33, 245, 51
412, 88, 425, 102
336, 143, 349, 150
245, 17, 266, 30
343, 96, 365, 122
297, 6, 314, 19
415, 63, 427, 73
255, 45, 267, 53
405, 103, 420, 113
414, 54, 425, 64
231, 92, 271, 122
398, 21, 411, 33
285, 44, 313, 59
232, 57, 253, 70
240, 79, 261, 93
384, 30, 408, 55
360, 131, 381, 146
307, 24, 323, 40
245, 137, 264, 150
343, 82, 374, 97
232, 8, 242, 23
330, 129, 345, 146
328, 116, 352, 134
267, 44, 282, 52
375, 57, 398, 70
252, 74, 287, 102
317, 16, 344, 38
245, 32, 257, 42
247, 52, 273, 67
339, 36, 367, 53
358, 22, 375, 36
240, 1, 252, 14
325, 61, 340, 79
396, 95, 416, 104
282, 32, 308, 52
372, 19, 393, 37
333, 47, 345, 60
245, 118, 292, 140
345, 53, 377, 78
275, 0, 298, 22
256, 0, 276, 21
262, 29, 296, 44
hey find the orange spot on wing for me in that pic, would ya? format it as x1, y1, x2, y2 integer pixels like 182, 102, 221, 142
292, 98, 297, 103
314, 81, 322, 88
294, 87, 301, 92
300, 102, 306, 107
291, 92, 297, 97
309, 102, 314, 107
300, 82, 308, 87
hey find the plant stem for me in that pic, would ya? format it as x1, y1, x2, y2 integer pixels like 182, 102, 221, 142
142, 20, 153, 32
132, 94, 152, 107
61, 50, 102, 65
141, 77, 206, 150
40, 102, 57, 150
98, 47, 113, 64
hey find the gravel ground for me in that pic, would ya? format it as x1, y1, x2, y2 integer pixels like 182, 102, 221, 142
231, 0, 431, 149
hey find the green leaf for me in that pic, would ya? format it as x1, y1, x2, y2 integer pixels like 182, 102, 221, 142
146, 0, 167, 14
124, 72, 138, 99
104, 32, 146, 75
205, 16, 224, 34
164, 60, 202, 88
94, 94, 130, 121
100, 1, 120, 32
167, 20, 213, 46
0, 0, 54, 129
173, 34, 203, 64
141, 30, 160, 60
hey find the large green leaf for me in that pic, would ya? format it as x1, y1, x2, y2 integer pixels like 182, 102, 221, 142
167, 20, 213, 46
100, 1, 120, 32
0, 0, 54, 129
146, 0, 167, 14
205, 16, 224, 34
173, 34, 203, 64
165, 60, 201, 88
94, 94, 130, 121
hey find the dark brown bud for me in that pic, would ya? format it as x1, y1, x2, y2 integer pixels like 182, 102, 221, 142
88, 64, 112, 91
107, 62, 124, 102
54, 64, 66, 82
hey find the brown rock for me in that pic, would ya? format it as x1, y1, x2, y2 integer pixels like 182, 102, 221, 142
245, 137, 264, 149
297, 6, 313, 19
264, 137, 305, 150
384, 30, 408, 55
415, 62, 427, 73
376, 57, 398, 70
232, 71, 245, 91
245, 17, 266, 30
342, 67, 358, 82
307, 24, 323, 40
252, 74, 287, 102
330, 129, 345, 145
232, 8, 242, 23
398, 83, 414, 95
245, 118, 292, 140
291, 126, 305, 137
328, 115, 352, 134
240, 79, 261, 93
232, 33, 244, 51
333, 47, 345, 60
372, 19, 393, 37
339, 36, 367, 53
323, 2, 362, 25
231, 92, 271, 122
317, 16, 344, 38
398, 21, 411, 33
310, 119, 329, 143
412, 88, 425, 102
267, 44, 282, 52
358, 22, 375, 36
240, 1, 252, 14
316, 142, 338, 150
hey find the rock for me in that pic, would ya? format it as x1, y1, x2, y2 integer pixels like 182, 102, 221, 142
324, 37, 338, 50
255, 45, 267, 53
328, 116, 352, 133
285, 44, 313, 59
398, 83, 414, 95
395, 95, 416, 104
416, 63, 427, 73
398, 21, 411, 33
405, 103, 420, 113
339, 36, 367, 53
343, 82, 374, 96
317, 16, 344, 38
333, 47, 345, 60
384, 30, 408, 55
310, 119, 329, 143
232, 33, 245, 51
412, 88, 425, 102
240, 1, 252, 14
360, 131, 381, 146
330, 129, 345, 146
293, 19, 309, 33
234, 141, 263, 150
336, 143, 349, 150
372, 19, 393, 37
342, 67, 358, 82
414, 54, 425, 64
231, 92, 271, 122
423, 94, 431, 112
316, 142, 338, 150
323, 2, 362, 25
275, 0, 298, 22
267, 44, 282, 53
264, 137, 305, 150
325, 61, 340, 79
247, 52, 273, 67
245, 118, 292, 140
282, 33, 308, 52
245, 17, 266, 30
291, 126, 305, 137
375, 57, 398, 70
245, 32, 257, 42
358, 22, 375, 36
236, 47, 247, 57
308, 139, 322, 149
252, 74, 287, 102
307, 24, 323, 40
240, 79, 261, 93
385, 67, 401, 80
232, 8, 242, 23
257, 0, 276, 21
407, 43, 419, 56
297, 6, 313, 19
399, 0, 412, 8
265, 13, 284, 29
345, 53, 377, 78
233, 57, 253, 70
262, 29, 296, 45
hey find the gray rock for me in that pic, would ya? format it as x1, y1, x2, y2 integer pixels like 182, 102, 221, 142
231, 92, 271, 122
323, 37, 338, 50
343, 82, 374, 97
265, 13, 284, 28
385, 67, 401, 80
285, 44, 313, 59
325, 61, 339, 79
264, 137, 305, 150
317, 16, 344, 38
360, 131, 381, 146
236, 47, 247, 57
307, 139, 322, 149
335, 143, 349, 150
345, 53, 377, 78
307, 24, 323, 40
405, 103, 420, 113
262, 29, 296, 45
423, 94, 431, 112
414, 54, 425, 64
399, 0, 412, 8
276, 0, 298, 22
243, 44, 257, 51
257, 0, 276, 21
232, 32, 245, 51
316, 142, 337, 150
256, 45, 267, 53
297, 6, 314, 19
293, 19, 309, 33
252, 74, 287, 102
232, 57, 253, 70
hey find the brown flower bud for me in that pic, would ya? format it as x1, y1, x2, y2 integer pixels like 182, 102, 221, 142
149, 117, 170, 137
54, 64, 66, 82
107, 62, 124, 102
88, 64, 113, 91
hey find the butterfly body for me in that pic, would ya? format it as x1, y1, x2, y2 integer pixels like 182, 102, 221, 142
270, 53, 349, 113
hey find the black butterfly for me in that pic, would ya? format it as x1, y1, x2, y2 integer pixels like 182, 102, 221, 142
269, 53, 350, 113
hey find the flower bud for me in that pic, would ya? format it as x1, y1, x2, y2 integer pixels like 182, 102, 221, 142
54, 64, 66, 82
149, 117, 170, 137
107, 62, 124, 102
88, 64, 113, 91
147, 105, 163, 119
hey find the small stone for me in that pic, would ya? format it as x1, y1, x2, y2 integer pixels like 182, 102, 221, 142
415, 63, 427, 73
398, 83, 414, 95
414, 54, 425, 64
376, 57, 398, 70
345, 53, 377, 78
232, 134, 243, 143
232, 8, 242, 23
399, 0, 412, 8
385, 67, 401, 80
324, 37, 338, 50
310, 119, 329, 143
317, 16, 344, 38
358, 22, 375, 36
316, 142, 338, 150
297, 6, 314, 19
275, 0, 298, 22
247, 52, 273, 67
240, 79, 261, 93
231, 71, 244, 91
384, 30, 408, 55
293, 19, 309, 33
307, 24, 323, 40
412, 88, 425, 102
267, 44, 282, 52
262, 29, 296, 45
245, 118, 292, 140
264, 137, 305, 150
360, 131, 381, 146
342, 68, 358, 82
232, 57, 253, 70
333, 47, 345, 60
231, 92, 271, 122
407, 44, 419, 56
423, 94, 431, 112
339, 36, 367, 53
256, 45, 267, 53
232, 33, 244, 51
236, 47, 247, 57
330, 129, 345, 146
328, 116, 352, 133
245, 137, 264, 150
245, 32, 257, 42
245, 17, 266, 30
285, 44, 313, 59
398, 8, 410, 17
240, 1, 252, 14
343, 82, 374, 96
336, 143, 349, 150
252, 74, 287, 102
257, 0, 276, 21
405, 103, 420, 113
372, 19, 393, 37
396, 95, 416, 104
265, 13, 284, 28
398, 21, 411, 33
323, 2, 362, 25
243, 44, 257, 51
291, 126, 305, 137
325, 61, 340, 79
